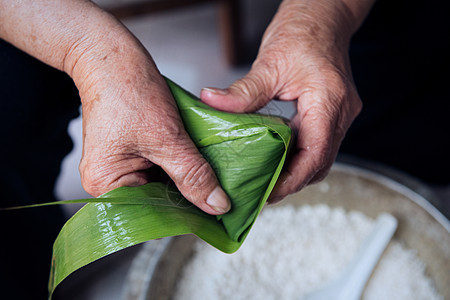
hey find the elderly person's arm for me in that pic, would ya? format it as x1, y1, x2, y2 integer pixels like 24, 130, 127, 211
201, 0, 375, 202
0, 0, 231, 214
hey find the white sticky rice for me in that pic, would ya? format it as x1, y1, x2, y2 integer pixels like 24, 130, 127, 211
173, 204, 442, 300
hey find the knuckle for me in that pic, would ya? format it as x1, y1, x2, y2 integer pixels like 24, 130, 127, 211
80, 174, 101, 197
230, 71, 273, 112
312, 154, 329, 174
285, 179, 307, 195
310, 167, 331, 185
307, 144, 331, 172
291, 184, 304, 194
79, 159, 108, 196
177, 159, 214, 190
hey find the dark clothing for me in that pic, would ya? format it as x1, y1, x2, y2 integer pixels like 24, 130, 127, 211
0, 39, 80, 299
342, 0, 450, 184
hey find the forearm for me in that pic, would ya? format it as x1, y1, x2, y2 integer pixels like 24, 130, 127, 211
253, 0, 375, 80
0, 0, 158, 96
272, 0, 375, 42
280, 0, 376, 30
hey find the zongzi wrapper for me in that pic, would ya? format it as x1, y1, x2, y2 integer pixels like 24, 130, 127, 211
48, 78, 291, 297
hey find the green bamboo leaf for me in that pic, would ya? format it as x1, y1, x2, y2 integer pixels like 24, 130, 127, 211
48, 78, 291, 297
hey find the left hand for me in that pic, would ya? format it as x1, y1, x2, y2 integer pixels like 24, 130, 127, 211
200, 0, 363, 203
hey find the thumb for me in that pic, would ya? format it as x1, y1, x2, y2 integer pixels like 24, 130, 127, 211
160, 144, 231, 215
201, 66, 276, 112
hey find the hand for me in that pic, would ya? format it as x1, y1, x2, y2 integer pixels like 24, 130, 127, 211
0, 0, 230, 215
201, 0, 364, 202
74, 41, 231, 215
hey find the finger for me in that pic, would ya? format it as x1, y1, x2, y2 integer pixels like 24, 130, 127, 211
159, 140, 231, 216
307, 87, 361, 184
82, 144, 231, 215
200, 64, 277, 113
269, 139, 333, 204
307, 126, 342, 184
268, 92, 337, 203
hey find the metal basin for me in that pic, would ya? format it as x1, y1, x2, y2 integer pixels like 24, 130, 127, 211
123, 163, 450, 299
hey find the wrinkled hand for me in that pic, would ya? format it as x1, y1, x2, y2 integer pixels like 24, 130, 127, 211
201, 0, 363, 202
73, 39, 230, 215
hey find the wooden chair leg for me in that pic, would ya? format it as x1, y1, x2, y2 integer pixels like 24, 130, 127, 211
218, 0, 243, 65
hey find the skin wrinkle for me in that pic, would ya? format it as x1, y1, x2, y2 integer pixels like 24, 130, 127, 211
283, 0, 357, 35
178, 159, 212, 189
82, 103, 152, 175
81, 146, 153, 196
299, 88, 349, 141
261, 3, 353, 70
63, 34, 97, 79
37, 2, 97, 70
80, 86, 153, 193
140, 108, 186, 153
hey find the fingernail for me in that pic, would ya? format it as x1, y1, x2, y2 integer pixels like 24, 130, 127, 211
202, 87, 229, 96
206, 186, 231, 213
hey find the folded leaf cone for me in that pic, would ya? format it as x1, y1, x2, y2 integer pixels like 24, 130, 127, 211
48, 78, 291, 297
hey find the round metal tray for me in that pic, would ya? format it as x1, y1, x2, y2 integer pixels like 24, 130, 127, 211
123, 163, 450, 299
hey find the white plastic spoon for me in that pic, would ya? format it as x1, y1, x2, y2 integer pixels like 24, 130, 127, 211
304, 213, 398, 300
